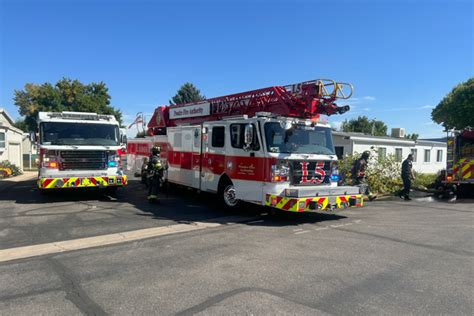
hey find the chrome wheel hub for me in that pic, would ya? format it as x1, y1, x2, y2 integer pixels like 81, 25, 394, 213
223, 185, 238, 207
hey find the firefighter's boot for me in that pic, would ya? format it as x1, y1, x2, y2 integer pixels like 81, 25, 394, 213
148, 195, 159, 203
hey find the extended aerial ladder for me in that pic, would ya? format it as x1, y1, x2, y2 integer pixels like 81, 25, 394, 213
147, 79, 353, 134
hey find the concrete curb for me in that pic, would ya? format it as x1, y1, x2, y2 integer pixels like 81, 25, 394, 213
0, 215, 260, 263
0, 172, 36, 193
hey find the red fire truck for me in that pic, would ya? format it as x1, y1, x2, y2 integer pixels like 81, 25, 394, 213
127, 79, 363, 212
444, 128, 474, 197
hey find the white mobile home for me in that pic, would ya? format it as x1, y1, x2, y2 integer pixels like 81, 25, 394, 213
332, 131, 446, 174
0, 108, 24, 170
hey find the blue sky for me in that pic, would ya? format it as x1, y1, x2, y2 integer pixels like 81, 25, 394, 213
1, 0, 472, 137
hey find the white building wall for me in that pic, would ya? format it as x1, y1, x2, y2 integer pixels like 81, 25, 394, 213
0, 127, 24, 169
412, 142, 446, 174
332, 134, 352, 158
0, 109, 25, 170
332, 132, 446, 174
351, 139, 414, 159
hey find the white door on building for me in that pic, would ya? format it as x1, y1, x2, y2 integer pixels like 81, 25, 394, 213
8, 143, 21, 168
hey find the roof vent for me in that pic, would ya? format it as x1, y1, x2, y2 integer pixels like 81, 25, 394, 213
391, 128, 405, 138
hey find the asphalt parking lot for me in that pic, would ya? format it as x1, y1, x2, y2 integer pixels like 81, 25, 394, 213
0, 177, 473, 315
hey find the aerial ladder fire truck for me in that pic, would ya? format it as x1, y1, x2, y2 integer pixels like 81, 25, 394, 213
127, 78, 364, 211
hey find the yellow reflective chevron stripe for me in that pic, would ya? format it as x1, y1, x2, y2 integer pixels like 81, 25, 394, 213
461, 159, 472, 179
38, 176, 127, 189
265, 194, 362, 212
47, 179, 57, 189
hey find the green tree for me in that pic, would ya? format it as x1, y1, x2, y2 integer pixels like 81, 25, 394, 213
341, 116, 388, 136
404, 133, 419, 140
14, 78, 122, 131
431, 78, 474, 129
170, 82, 205, 105
135, 131, 146, 138
13, 119, 29, 132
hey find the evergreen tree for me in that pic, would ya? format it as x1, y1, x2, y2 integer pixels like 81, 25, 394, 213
170, 83, 205, 105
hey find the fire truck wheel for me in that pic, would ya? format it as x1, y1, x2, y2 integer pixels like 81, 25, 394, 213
39, 189, 50, 196
104, 187, 118, 195
219, 180, 240, 209
457, 184, 473, 198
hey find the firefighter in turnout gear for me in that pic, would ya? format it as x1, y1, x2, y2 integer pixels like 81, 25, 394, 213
147, 146, 164, 203
351, 151, 377, 201
400, 154, 415, 200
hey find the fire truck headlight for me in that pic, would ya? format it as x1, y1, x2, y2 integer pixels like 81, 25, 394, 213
271, 162, 290, 182
108, 151, 121, 168
41, 150, 59, 168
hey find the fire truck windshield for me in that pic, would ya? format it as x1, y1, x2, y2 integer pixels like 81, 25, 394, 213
264, 122, 335, 155
40, 122, 119, 146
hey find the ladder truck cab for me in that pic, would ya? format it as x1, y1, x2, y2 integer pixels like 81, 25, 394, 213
128, 79, 363, 212
35, 111, 127, 192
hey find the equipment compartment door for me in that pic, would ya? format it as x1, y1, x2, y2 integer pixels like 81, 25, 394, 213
167, 126, 201, 189
190, 126, 202, 189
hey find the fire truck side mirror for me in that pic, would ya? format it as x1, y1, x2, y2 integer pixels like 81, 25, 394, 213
29, 131, 37, 143
244, 124, 254, 151
120, 134, 127, 144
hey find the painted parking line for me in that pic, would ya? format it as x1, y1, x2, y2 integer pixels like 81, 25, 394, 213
294, 230, 311, 235
247, 220, 264, 224
0, 215, 256, 263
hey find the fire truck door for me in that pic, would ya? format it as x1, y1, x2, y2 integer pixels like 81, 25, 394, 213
227, 123, 265, 203
201, 123, 226, 193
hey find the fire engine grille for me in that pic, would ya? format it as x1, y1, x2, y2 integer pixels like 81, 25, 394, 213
60, 151, 107, 170
290, 160, 331, 186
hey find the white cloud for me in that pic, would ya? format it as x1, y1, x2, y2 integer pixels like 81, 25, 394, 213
363, 96, 376, 101
420, 104, 434, 109
363, 107, 370, 111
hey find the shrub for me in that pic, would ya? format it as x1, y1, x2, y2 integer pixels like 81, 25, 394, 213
339, 149, 403, 194
0, 160, 23, 177
413, 172, 437, 189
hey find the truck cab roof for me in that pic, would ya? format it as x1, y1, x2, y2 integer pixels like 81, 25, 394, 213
38, 111, 118, 124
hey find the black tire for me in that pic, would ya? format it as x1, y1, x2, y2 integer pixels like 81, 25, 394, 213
104, 187, 118, 195
218, 179, 241, 209
39, 189, 51, 196
457, 184, 474, 199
